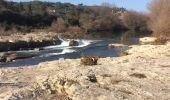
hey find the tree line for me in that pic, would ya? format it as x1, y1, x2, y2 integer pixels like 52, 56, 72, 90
0, 0, 169, 39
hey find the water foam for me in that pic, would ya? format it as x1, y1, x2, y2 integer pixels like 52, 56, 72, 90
43, 38, 93, 50
40, 48, 76, 57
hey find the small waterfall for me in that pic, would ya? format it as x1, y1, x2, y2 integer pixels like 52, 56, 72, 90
43, 37, 93, 50
76, 39, 92, 47
57, 35, 64, 42
40, 48, 76, 57
41, 35, 95, 57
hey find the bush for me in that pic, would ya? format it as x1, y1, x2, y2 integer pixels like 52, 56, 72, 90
151, 38, 168, 45
121, 11, 150, 35
149, 0, 170, 39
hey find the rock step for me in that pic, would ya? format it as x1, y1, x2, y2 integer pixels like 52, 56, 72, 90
0, 39, 62, 52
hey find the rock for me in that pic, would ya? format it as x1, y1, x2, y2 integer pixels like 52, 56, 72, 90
139, 37, 157, 44
0, 40, 170, 100
0, 39, 62, 52
130, 73, 147, 79
15, 40, 28, 49
87, 74, 97, 83
0, 52, 37, 63
0, 42, 12, 51
5, 53, 23, 62
119, 52, 129, 57
108, 44, 126, 48
69, 40, 79, 46
96, 75, 112, 85
81, 56, 98, 65
0, 55, 6, 63
34, 48, 40, 51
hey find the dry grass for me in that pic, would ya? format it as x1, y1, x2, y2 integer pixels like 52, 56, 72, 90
151, 38, 168, 45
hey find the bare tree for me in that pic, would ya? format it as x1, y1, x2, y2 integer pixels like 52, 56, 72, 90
149, 0, 170, 38
121, 11, 149, 33
51, 18, 66, 33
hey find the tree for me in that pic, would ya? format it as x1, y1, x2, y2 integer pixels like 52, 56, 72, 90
27, 3, 32, 15
121, 11, 150, 33
149, 0, 170, 38
51, 17, 66, 32
0, 0, 7, 8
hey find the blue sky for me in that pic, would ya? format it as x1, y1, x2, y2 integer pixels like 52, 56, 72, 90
13, 0, 152, 12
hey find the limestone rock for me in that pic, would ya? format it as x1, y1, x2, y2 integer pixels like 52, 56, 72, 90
108, 44, 126, 48
139, 37, 157, 44
69, 40, 79, 46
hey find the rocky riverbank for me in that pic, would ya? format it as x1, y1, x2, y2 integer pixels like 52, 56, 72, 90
0, 32, 62, 52
0, 38, 170, 100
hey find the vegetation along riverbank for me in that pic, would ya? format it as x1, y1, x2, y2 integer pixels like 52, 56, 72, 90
0, 0, 170, 100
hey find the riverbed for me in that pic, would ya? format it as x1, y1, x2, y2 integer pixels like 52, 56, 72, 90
0, 40, 170, 100
0, 38, 130, 67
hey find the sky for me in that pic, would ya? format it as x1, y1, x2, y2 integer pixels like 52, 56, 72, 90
13, 0, 152, 12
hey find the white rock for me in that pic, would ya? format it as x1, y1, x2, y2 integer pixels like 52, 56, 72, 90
139, 37, 157, 44
108, 43, 126, 48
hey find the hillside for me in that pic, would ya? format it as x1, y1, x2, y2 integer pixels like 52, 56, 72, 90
0, 0, 149, 38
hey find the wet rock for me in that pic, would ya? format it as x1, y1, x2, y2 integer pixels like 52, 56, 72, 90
15, 40, 29, 49
69, 40, 79, 46
0, 52, 38, 63
108, 44, 126, 48
0, 55, 6, 62
0, 42, 11, 51
0, 39, 62, 52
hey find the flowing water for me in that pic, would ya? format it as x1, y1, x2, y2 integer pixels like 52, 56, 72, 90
0, 37, 134, 67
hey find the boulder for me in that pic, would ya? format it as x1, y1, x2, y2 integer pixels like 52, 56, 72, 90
13, 40, 28, 50
0, 52, 37, 63
81, 56, 98, 65
0, 55, 6, 63
69, 40, 79, 46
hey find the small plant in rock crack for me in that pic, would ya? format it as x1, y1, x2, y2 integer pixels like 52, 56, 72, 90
80, 56, 99, 66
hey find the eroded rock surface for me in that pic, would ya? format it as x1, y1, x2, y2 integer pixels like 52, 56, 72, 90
0, 32, 61, 52
0, 41, 170, 100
